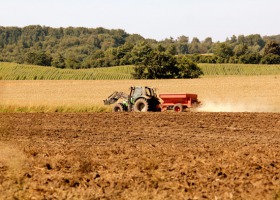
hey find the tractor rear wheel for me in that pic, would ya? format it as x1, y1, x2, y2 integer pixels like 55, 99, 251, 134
173, 103, 183, 112
134, 98, 148, 112
112, 103, 126, 112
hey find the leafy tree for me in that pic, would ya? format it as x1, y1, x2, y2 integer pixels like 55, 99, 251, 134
216, 56, 227, 63
162, 37, 175, 45
263, 41, 280, 56
111, 29, 128, 46
178, 43, 189, 54
230, 35, 237, 43
91, 49, 104, 59
177, 35, 189, 54
155, 44, 166, 52
1, 25, 280, 68
133, 52, 178, 79
214, 43, 234, 58
260, 54, 280, 64
237, 35, 246, 44
245, 34, 265, 48
64, 54, 80, 69
166, 44, 177, 55
189, 37, 200, 54
51, 54, 65, 68
238, 53, 261, 64
125, 34, 145, 45
176, 56, 203, 78
198, 55, 218, 63
115, 43, 134, 59
229, 56, 239, 63
263, 35, 280, 44
177, 35, 189, 43
234, 44, 248, 57
130, 42, 153, 64
25, 52, 36, 64
248, 45, 261, 54
133, 53, 203, 79
25, 51, 51, 66
200, 37, 213, 53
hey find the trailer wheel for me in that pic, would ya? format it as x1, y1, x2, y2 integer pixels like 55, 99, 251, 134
173, 103, 183, 112
112, 103, 126, 112
134, 98, 148, 112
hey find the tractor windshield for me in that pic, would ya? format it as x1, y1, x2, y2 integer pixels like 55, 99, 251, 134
133, 87, 142, 98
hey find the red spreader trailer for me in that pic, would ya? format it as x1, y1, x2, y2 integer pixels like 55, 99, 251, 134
159, 93, 199, 112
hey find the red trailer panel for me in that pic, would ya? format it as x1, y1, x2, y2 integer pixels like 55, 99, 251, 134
159, 93, 198, 112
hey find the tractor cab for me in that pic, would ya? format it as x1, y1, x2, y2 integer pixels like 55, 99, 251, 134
129, 86, 157, 103
103, 86, 160, 112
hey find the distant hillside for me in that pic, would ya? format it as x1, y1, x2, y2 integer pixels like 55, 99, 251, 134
0, 25, 279, 68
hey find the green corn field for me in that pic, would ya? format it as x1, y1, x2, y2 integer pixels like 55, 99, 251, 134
0, 62, 135, 80
0, 62, 280, 80
198, 63, 280, 76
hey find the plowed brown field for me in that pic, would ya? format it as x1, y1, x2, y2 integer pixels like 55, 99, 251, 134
1, 112, 280, 199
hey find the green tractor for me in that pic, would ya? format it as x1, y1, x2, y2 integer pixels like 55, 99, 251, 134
103, 86, 161, 112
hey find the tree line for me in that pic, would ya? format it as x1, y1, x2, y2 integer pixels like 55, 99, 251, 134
0, 25, 280, 69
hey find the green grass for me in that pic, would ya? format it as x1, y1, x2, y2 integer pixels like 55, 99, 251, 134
198, 63, 280, 76
0, 105, 111, 113
0, 62, 280, 80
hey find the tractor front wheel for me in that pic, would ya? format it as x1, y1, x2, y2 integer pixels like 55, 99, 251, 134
134, 98, 148, 112
112, 103, 126, 112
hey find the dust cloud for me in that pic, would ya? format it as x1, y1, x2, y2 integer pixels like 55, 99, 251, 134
197, 100, 280, 113
0, 142, 26, 178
